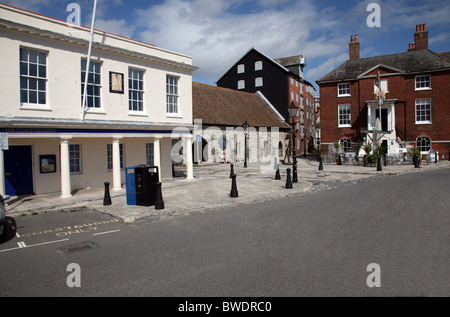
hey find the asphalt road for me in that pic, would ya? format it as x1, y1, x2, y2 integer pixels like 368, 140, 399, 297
0, 168, 449, 297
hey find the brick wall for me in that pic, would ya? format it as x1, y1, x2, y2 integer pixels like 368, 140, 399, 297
319, 70, 450, 159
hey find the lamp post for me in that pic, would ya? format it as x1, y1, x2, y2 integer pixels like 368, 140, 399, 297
288, 102, 299, 183
243, 120, 248, 168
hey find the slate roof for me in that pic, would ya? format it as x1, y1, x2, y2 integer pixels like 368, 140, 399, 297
274, 55, 305, 78
192, 82, 290, 129
317, 49, 450, 83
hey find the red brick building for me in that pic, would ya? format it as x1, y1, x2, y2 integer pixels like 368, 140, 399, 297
317, 25, 450, 160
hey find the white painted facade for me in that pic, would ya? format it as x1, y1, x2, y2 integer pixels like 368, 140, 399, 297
0, 4, 197, 197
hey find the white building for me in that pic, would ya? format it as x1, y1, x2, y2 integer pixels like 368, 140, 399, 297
0, 4, 197, 197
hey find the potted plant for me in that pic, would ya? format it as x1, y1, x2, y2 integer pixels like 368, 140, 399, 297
361, 143, 372, 166
408, 146, 421, 168
333, 141, 341, 165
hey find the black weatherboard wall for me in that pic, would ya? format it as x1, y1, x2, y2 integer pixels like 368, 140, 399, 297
217, 49, 290, 121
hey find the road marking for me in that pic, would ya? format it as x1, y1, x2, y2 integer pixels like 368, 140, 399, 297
92, 229, 120, 236
0, 239, 70, 253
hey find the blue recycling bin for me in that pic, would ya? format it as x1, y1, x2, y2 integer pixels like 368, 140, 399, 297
125, 165, 140, 205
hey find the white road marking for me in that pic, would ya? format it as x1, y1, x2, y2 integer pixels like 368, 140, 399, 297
0, 239, 70, 253
92, 229, 120, 236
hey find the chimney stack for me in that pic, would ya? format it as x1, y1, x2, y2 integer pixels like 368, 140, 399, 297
349, 34, 360, 60
414, 23, 428, 50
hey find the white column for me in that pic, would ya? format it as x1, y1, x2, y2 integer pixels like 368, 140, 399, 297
0, 150, 5, 196
112, 137, 122, 191
60, 137, 72, 198
154, 137, 161, 182
184, 136, 194, 180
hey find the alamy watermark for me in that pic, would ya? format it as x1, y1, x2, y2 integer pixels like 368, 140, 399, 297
367, 3, 381, 28
66, 263, 81, 288
366, 263, 381, 288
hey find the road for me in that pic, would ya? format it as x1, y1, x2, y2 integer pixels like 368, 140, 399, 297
0, 168, 449, 297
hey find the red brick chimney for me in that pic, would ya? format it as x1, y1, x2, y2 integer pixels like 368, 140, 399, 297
349, 35, 360, 60
414, 24, 428, 50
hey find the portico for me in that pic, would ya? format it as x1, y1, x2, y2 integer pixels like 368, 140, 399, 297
1, 124, 194, 197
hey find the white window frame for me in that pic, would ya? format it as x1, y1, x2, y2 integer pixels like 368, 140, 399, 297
374, 79, 389, 94
166, 74, 179, 115
20, 47, 48, 108
81, 59, 102, 110
237, 64, 245, 74
338, 83, 351, 97
107, 143, 124, 171
255, 77, 263, 87
238, 80, 245, 90
340, 137, 352, 153
128, 68, 145, 113
415, 75, 431, 91
146, 143, 154, 166
417, 135, 431, 153
338, 104, 351, 127
69, 144, 82, 174
415, 99, 432, 124
255, 61, 263, 71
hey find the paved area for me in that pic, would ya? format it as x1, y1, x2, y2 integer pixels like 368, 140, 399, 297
5, 157, 450, 223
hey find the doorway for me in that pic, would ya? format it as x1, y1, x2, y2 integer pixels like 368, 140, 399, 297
4, 145, 34, 196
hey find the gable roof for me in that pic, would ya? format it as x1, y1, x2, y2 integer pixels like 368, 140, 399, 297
216, 48, 290, 84
317, 49, 450, 84
192, 82, 289, 129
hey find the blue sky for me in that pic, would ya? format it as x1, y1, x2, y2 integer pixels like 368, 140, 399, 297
3, 0, 450, 93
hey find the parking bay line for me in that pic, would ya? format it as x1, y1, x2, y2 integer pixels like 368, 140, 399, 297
0, 239, 70, 253
92, 229, 121, 236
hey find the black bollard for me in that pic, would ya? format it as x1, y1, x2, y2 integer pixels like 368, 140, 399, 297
377, 157, 382, 171
155, 182, 165, 210
285, 168, 293, 189
319, 156, 323, 171
414, 155, 420, 168
230, 174, 239, 198
230, 163, 234, 178
275, 167, 281, 180
103, 181, 112, 206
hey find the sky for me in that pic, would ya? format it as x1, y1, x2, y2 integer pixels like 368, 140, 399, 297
3, 0, 450, 94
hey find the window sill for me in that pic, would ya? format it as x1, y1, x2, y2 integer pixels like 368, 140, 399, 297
20, 104, 52, 111
128, 112, 148, 117
415, 121, 432, 125
166, 113, 183, 118
337, 94, 351, 98
415, 88, 432, 91
86, 108, 106, 115
338, 125, 352, 128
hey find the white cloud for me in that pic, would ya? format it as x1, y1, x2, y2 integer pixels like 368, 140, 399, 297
134, 0, 343, 84
95, 18, 136, 38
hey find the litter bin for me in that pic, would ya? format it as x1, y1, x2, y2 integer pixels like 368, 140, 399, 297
125, 165, 140, 205
135, 165, 159, 207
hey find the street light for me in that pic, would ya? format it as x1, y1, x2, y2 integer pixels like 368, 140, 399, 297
287, 101, 299, 183
243, 120, 249, 168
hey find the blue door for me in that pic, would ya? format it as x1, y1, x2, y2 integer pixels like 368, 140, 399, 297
4, 145, 34, 196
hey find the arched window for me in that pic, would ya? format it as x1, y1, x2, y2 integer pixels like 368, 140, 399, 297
278, 141, 283, 157
417, 135, 431, 152
340, 137, 351, 152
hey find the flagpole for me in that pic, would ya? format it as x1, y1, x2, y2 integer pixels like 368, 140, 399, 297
81, 0, 98, 121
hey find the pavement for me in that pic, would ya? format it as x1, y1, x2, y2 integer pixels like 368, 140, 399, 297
5, 156, 450, 223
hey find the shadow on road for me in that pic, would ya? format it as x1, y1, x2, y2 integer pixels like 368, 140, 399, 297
1, 217, 17, 244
